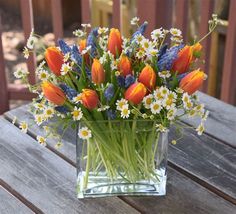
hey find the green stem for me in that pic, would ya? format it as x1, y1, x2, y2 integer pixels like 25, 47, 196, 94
84, 139, 91, 189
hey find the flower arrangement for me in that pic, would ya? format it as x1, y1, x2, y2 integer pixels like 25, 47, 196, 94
15, 15, 219, 197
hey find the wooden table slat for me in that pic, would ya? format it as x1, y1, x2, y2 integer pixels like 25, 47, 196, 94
0, 187, 33, 214
0, 118, 139, 214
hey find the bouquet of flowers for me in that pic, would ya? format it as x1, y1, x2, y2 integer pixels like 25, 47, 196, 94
15, 15, 219, 198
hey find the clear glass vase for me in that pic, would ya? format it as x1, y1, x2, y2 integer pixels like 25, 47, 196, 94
76, 120, 168, 198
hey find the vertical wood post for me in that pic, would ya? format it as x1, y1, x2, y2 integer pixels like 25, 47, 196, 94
51, 0, 63, 41
137, 0, 173, 37
81, 0, 91, 24
220, 0, 236, 104
199, 0, 214, 92
112, 0, 121, 29
20, 0, 36, 85
0, 16, 9, 114
174, 0, 189, 41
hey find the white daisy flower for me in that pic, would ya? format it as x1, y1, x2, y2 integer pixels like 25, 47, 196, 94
188, 109, 197, 118
63, 53, 71, 62
141, 39, 153, 51
97, 105, 110, 112
182, 92, 190, 104
81, 45, 91, 55
44, 107, 55, 119
60, 63, 71, 75
153, 88, 165, 101
78, 127, 92, 140
151, 28, 164, 40
167, 108, 177, 121
121, 107, 130, 118
194, 104, 205, 113
73, 29, 86, 37
184, 101, 193, 110
98, 27, 109, 35
159, 86, 169, 97
34, 114, 45, 126
175, 87, 184, 94
143, 94, 153, 109
81, 23, 91, 28
19, 121, 28, 133
73, 94, 82, 104
171, 37, 183, 44
163, 97, 176, 110
116, 98, 128, 111
158, 70, 171, 79
36, 136, 46, 146
26, 29, 37, 49
131, 17, 140, 25
134, 34, 145, 44
196, 123, 204, 135
14, 68, 29, 79
136, 49, 145, 59
33, 102, 45, 111
71, 107, 83, 121
23, 47, 30, 59
156, 124, 168, 132
170, 28, 182, 37
201, 110, 209, 121
150, 101, 162, 114
37, 69, 49, 80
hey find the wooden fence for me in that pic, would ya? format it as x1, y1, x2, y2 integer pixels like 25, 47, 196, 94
0, 0, 236, 114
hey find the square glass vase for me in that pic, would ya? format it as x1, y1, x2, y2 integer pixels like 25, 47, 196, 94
76, 120, 168, 198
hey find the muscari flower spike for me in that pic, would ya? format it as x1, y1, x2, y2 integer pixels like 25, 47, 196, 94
55, 106, 69, 114
106, 109, 116, 120
125, 75, 135, 88
131, 21, 148, 42
157, 44, 184, 71
117, 75, 125, 87
58, 39, 71, 55
59, 84, 77, 100
158, 43, 168, 59
104, 84, 115, 101
87, 27, 98, 58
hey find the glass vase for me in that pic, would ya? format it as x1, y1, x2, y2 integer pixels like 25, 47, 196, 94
76, 120, 168, 198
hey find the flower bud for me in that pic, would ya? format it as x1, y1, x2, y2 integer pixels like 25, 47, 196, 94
108, 28, 122, 57
138, 65, 156, 91
91, 59, 105, 84
42, 82, 66, 105
125, 82, 147, 104
81, 89, 99, 110
180, 70, 206, 94
45, 47, 64, 76
118, 55, 132, 76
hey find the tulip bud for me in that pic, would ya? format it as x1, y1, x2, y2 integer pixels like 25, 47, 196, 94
45, 47, 64, 76
138, 65, 156, 91
125, 82, 147, 104
108, 28, 122, 57
81, 89, 99, 110
42, 82, 66, 105
91, 59, 105, 84
180, 70, 206, 95
118, 55, 132, 76
79, 39, 87, 53
172, 45, 193, 74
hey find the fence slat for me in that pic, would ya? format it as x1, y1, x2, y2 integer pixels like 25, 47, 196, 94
137, 0, 173, 37
0, 16, 9, 114
220, 0, 236, 104
81, 0, 91, 24
20, 0, 36, 85
174, 0, 189, 41
112, 0, 121, 29
199, 0, 214, 92
51, 0, 63, 41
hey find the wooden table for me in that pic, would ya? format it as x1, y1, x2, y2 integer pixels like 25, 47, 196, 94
1, 92, 236, 214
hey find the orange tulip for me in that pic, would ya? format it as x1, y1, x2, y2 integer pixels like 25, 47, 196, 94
41, 82, 66, 105
107, 28, 122, 57
118, 55, 132, 76
125, 82, 147, 104
180, 70, 206, 95
172, 45, 193, 74
192, 43, 203, 60
81, 89, 99, 110
45, 47, 64, 76
138, 65, 156, 91
79, 39, 87, 53
91, 59, 105, 84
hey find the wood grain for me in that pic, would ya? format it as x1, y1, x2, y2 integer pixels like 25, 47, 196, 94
121, 168, 236, 214
182, 92, 236, 148
0, 118, 139, 214
0, 187, 33, 214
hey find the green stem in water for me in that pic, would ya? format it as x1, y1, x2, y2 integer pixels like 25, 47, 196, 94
84, 139, 91, 189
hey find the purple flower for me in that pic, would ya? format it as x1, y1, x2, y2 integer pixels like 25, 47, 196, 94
117, 76, 125, 87
131, 21, 148, 42
87, 28, 98, 57
106, 109, 116, 120
104, 84, 114, 101
58, 39, 71, 55
125, 75, 135, 88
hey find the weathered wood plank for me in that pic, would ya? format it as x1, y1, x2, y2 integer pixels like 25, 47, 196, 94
51, 0, 63, 41
0, 187, 33, 214
0, 118, 139, 214
121, 168, 236, 214
183, 92, 236, 148
4, 102, 236, 208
